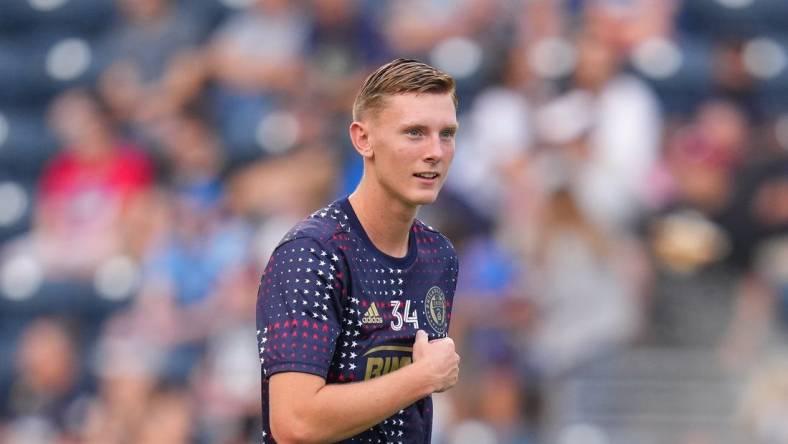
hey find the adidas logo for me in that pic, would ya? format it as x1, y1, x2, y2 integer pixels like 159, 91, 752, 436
361, 303, 383, 324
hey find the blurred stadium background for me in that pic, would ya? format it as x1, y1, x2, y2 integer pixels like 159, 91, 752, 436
2, 0, 788, 443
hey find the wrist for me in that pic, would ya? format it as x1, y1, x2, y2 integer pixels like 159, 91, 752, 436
408, 359, 437, 396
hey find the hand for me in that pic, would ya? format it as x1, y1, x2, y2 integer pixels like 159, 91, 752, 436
412, 330, 460, 393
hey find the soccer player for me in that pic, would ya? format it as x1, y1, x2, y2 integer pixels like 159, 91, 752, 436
256, 58, 461, 443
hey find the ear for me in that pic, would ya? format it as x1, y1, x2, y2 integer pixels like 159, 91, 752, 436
349, 121, 374, 159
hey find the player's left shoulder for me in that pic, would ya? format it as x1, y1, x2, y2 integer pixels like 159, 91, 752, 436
413, 218, 457, 255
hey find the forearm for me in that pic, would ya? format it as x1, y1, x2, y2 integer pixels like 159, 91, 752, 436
271, 361, 434, 443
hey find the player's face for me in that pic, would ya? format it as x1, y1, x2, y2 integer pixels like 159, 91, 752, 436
366, 92, 457, 208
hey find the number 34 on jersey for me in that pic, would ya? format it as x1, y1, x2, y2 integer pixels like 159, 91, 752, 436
361, 300, 420, 331
390, 300, 419, 331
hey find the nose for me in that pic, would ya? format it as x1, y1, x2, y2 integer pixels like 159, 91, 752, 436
423, 134, 443, 164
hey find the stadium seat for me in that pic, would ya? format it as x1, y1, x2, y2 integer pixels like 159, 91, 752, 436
635, 38, 715, 115
0, 0, 115, 37
0, 177, 34, 244
0, 108, 59, 179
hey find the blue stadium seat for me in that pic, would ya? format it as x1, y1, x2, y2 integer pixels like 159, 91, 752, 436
635, 38, 715, 116
0, 176, 35, 244
0, 30, 102, 109
0, 277, 130, 325
751, 0, 788, 35
678, 0, 766, 39
752, 37, 788, 114
175, 0, 233, 40
0, 0, 116, 38
0, 314, 27, 408
0, 38, 54, 107
0, 0, 42, 36
0, 108, 59, 178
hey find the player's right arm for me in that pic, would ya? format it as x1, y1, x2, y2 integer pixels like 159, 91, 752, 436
268, 330, 459, 444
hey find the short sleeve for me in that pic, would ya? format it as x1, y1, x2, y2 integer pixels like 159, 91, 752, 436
256, 237, 345, 380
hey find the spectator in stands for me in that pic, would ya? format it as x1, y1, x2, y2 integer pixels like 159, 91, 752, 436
644, 99, 751, 348
719, 119, 788, 366
2, 318, 84, 442
523, 186, 645, 376
304, 0, 390, 113
132, 384, 194, 444
190, 262, 262, 442
535, 32, 662, 231
382, 0, 502, 58
445, 44, 534, 217
152, 112, 261, 438
1, 89, 153, 279
100, 0, 202, 84
78, 332, 161, 444
206, 0, 310, 159
131, 114, 252, 382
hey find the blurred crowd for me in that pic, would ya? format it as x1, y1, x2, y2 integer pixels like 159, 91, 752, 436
2, 0, 788, 443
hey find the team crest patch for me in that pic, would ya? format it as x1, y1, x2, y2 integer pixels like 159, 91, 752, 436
424, 286, 447, 334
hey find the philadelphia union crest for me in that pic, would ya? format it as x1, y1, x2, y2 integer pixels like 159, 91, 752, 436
424, 286, 447, 335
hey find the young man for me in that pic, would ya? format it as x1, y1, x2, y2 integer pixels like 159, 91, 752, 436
256, 58, 460, 443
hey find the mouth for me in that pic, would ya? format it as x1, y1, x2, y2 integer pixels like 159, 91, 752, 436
413, 172, 440, 180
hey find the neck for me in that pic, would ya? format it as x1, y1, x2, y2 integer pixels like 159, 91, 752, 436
348, 178, 417, 258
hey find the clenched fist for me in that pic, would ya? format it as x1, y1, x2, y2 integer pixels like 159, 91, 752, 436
412, 330, 460, 393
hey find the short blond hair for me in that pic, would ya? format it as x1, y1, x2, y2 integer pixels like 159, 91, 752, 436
352, 58, 457, 122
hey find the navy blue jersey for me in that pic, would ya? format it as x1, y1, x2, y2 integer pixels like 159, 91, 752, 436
256, 197, 458, 443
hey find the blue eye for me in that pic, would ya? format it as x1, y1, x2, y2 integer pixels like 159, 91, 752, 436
440, 129, 456, 139
406, 128, 423, 137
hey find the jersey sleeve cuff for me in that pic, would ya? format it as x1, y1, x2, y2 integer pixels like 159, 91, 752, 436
264, 362, 329, 380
